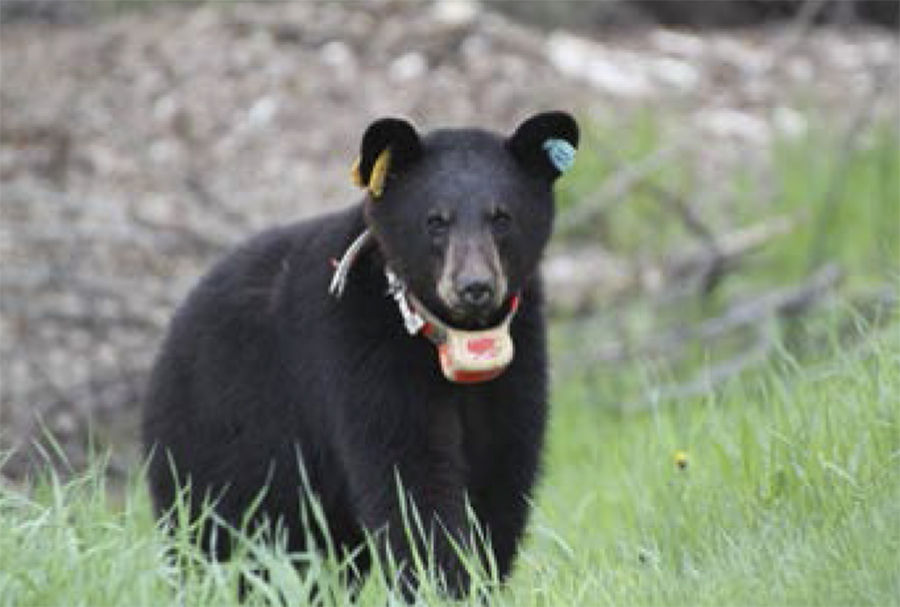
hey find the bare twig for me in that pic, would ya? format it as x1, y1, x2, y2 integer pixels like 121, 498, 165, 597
767, 0, 830, 67
620, 323, 777, 412
630, 178, 726, 293
555, 134, 692, 236
664, 214, 796, 282
544, 215, 797, 312
558, 132, 744, 294
592, 263, 843, 363
620, 282, 897, 413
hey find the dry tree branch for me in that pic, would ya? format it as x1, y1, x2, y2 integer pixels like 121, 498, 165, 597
664, 214, 796, 283
767, 0, 830, 67
630, 178, 726, 293
557, 131, 734, 293
593, 263, 843, 364
555, 134, 692, 236
619, 321, 777, 412
544, 215, 797, 312
619, 277, 895, 413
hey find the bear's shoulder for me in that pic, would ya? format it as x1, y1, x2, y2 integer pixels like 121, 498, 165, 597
170, 204, 367, 333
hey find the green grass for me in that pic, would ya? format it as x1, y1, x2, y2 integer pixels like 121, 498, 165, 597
1, 319, 897, 606
532, 321, 900, 606
765, 124, 900, 287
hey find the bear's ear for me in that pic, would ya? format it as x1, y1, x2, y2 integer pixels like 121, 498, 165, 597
507, 111, 579, 181
352, 117, 422, 198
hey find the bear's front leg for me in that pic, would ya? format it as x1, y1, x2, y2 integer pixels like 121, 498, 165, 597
340, 402, 473, 598
469, 379, 548, 581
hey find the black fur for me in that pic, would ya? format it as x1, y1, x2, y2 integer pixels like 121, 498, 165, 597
143, 112, 578, 596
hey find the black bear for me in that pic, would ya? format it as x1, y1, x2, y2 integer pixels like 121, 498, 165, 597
142, 111, 579, 596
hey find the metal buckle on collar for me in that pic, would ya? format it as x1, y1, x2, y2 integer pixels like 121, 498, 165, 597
384, 267, 426, 335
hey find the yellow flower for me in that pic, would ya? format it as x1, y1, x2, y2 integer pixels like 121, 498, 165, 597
674, 450, 689, 470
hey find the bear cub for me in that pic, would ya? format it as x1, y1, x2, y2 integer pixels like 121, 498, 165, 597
143, 111, 579, 595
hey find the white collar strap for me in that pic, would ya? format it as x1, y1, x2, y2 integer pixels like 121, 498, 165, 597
328, 229, 373, 298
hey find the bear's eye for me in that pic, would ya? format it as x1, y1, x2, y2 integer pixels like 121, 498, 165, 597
426, 211, 451, 237
490, 208, 513, 235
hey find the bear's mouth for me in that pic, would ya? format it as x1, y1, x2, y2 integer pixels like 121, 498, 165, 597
435, 276, 508, 330
445, 302, 508, 330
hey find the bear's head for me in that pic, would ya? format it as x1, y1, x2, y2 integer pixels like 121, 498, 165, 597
357, 112, 578, 330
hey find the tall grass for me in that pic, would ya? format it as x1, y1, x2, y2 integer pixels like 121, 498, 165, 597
1, 315, 897, 606
534, 319, 899, 606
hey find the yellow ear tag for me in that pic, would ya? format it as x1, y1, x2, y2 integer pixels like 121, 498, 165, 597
368, 148, 392, 198
350, 157, 364, 188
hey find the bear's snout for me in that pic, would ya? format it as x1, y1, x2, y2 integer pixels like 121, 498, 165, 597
437, 233, 508, 324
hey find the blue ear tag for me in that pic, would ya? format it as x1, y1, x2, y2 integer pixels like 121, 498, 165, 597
542, 138, 576, 173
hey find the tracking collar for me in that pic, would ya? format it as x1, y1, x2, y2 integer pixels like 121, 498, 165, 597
329, 230, 519, 384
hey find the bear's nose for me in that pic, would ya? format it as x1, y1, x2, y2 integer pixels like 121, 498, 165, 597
459, 280, 494, 309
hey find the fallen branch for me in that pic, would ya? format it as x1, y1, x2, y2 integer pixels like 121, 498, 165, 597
618, 282, 897, 413
592, 263, 843, 363
555, 134, 692, 236
664, 214, 796, 283
618, 322, 777, 412
544, 215, 797, 313
631, 177, 726, 293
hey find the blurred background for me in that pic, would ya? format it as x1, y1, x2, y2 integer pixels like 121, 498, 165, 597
1, 0, 897, 486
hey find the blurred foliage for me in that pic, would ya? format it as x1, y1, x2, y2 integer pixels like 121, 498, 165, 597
551, 113, 899, 409
557, 113, 899, 283
768, 124, 900, 285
